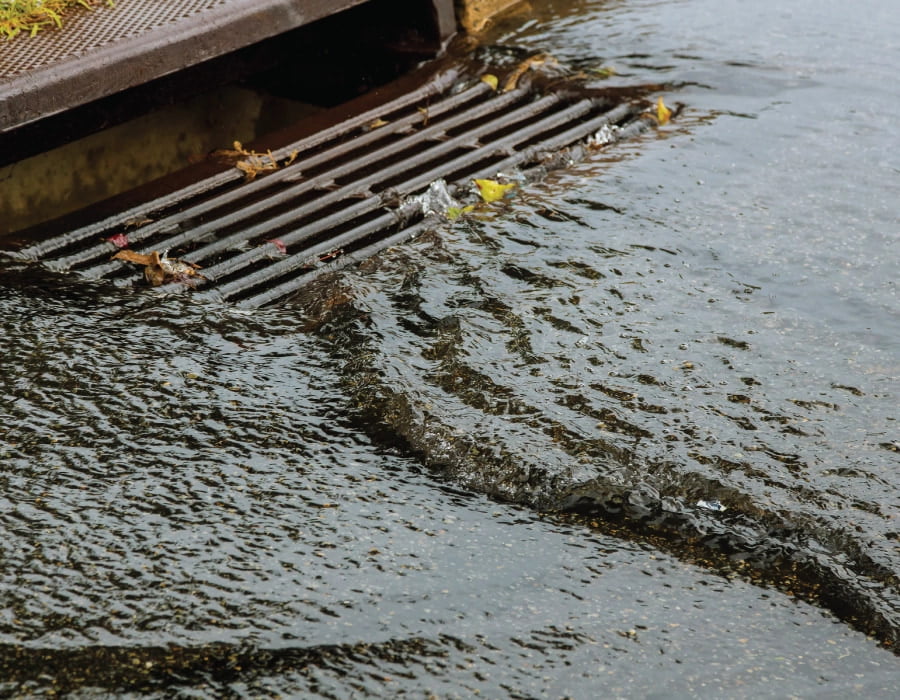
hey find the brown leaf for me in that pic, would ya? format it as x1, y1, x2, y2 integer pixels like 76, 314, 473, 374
144, 251, 167, 287
503, 54, 553, 92
112, 249, 204, 287
112, 249, 155, 266
235, 160, 259, 180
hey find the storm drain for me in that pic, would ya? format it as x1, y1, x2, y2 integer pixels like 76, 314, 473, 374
8, 66, 654, 307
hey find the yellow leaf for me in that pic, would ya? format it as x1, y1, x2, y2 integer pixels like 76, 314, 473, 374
590, 66, 616, 79
368, 118, 389, 130
446, 205, 475, 220
656, 96, 672, 125
480, 74, 499, 90
474, 179, 516, 204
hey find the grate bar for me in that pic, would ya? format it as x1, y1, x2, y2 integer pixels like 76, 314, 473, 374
79, 86, 554, 279
214, 102, 642, 306
488, 102, 640, 175
235, 218, 438, 309
5, 67, 659, 307
213, 207, 410, 300
195, 195, 401, 285
14, 67, 462, 264
163, 94, 605, 296
50, 73, 486, 273
86, 91, 575, 283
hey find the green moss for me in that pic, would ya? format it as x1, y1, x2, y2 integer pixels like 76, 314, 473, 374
1, 0, 114, 39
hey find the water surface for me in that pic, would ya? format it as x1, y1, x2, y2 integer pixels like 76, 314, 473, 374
1, 0, 898, 695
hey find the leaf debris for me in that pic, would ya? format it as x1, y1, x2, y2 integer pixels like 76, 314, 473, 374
211, 141, 299, 181
474, 178, 516, 204
112, 249, 205, 287
656, 96, 672, 125
503, 54, 557, 92
480, 73, 499, 90
0, 0, 115, 40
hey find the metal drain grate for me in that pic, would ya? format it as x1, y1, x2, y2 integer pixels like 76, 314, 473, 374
8, 67, 653, 307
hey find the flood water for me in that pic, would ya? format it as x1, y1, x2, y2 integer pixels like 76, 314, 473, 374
2, 0, 899, 696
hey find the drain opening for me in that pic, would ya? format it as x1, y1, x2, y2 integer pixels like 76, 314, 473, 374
5, 65, 663, 307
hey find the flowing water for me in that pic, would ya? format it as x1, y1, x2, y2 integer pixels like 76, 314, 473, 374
2, 0, 899, 696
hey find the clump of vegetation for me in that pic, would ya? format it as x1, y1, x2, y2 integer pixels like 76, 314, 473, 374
210, 141, 299, 181
1, 0, 114, 40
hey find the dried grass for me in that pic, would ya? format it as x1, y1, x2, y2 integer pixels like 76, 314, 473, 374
1, 0, 114, 40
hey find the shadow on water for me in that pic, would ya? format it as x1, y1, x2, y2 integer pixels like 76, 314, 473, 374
0, 638, 455, 697
321, 221, 900, 649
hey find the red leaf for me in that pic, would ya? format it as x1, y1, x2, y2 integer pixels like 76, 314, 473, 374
107, 232, 129, 248
267, 238, 287, 254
